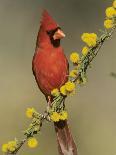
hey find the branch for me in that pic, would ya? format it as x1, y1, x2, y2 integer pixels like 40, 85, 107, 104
2, 1, 116, 154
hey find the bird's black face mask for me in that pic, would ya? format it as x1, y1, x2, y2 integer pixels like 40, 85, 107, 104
47, 27, 61, 48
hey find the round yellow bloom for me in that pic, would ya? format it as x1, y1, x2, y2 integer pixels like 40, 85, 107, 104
113, 0, 116, 8
2, 144, 8, 153
104, 19, 113, 29
81, 33, 97, 47
50, 112, 60, 122
26, 108, 35, 118
105, 7, 116, 18
60, 111, 68, 120
65, 81, 75, 92
7, 141, 17, 152
51, 88, 60, 96
69, 69, 77, 78
82, 46, 89, 56
27, 137, 38, 148
70, 52, 80, 63
60, 85, 67, 96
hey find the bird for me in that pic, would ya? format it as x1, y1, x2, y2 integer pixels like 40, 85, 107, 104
32, 10, 69, 103
32, 10, 77, 155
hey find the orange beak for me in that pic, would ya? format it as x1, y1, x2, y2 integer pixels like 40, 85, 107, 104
53, 29, 65, 40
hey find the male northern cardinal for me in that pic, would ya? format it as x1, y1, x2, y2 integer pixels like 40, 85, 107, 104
32, 11, 77, 155
32, 10, 68, 101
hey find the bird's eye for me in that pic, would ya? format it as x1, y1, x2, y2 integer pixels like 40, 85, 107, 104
47, 30, 53, 35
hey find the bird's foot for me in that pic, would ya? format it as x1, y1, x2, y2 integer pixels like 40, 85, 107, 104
46, 96, 52, 112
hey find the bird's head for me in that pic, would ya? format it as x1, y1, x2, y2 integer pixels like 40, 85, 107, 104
38, 10, 65, 48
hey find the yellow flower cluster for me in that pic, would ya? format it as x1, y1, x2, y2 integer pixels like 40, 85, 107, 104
2, 140, 17, 153
60, 111, 68, 120
69, 69, 77, 78
60, 85, 67, 96
50, 111, 68, 122
60, 81, 76, 96
70, 52, 80, 63
81, 33, 97, 47
82, 46, 89, 56
51, 88, 60, 96
65, 81, 75, 92
27, 137, 38, 148
50, 112, 60, 122
26, 108, 35, 118
104, 1, 116, 29
105, 7, 116, 18
104, 19, 113, 29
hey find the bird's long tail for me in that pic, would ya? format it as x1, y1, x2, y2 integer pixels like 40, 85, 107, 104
54, 120, 78, 155
46, 96, 77, 155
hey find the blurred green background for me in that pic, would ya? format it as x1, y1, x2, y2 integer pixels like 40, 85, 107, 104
0, 0, 116, 155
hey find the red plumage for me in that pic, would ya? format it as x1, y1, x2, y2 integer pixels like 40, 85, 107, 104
40, 10, 58, 31
32, 10, 69, 97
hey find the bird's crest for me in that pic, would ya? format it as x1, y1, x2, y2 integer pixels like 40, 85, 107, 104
41, 10, 58, 31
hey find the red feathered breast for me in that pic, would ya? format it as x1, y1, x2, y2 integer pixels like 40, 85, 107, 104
32, 47, 69, 96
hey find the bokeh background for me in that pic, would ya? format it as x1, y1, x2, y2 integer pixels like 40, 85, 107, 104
0, 0, 116, 155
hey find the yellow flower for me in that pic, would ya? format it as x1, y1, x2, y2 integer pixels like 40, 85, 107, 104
60, 85, 67, 96
26, 108, 35, 118
27, 137, 38, 148
51, 88, 60, 96
81, 33, 97, 47
82, 46, 89, 56
69, 69, 77, 78
113, 0, 116, 8
7, 141, 17, 152
2, 144, 8, 153
50, 112, 60, 122
70, 52, 80, 63
60, 111, 68, 120
104, 19, 113, 29
65, 81, 75, 92
2, 141, 17, 153
60, 81, 76, 95
105, 7, 116, 18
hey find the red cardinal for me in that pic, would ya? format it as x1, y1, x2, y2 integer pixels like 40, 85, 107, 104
32, 10, 68, 101
32, 10, 77, 155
